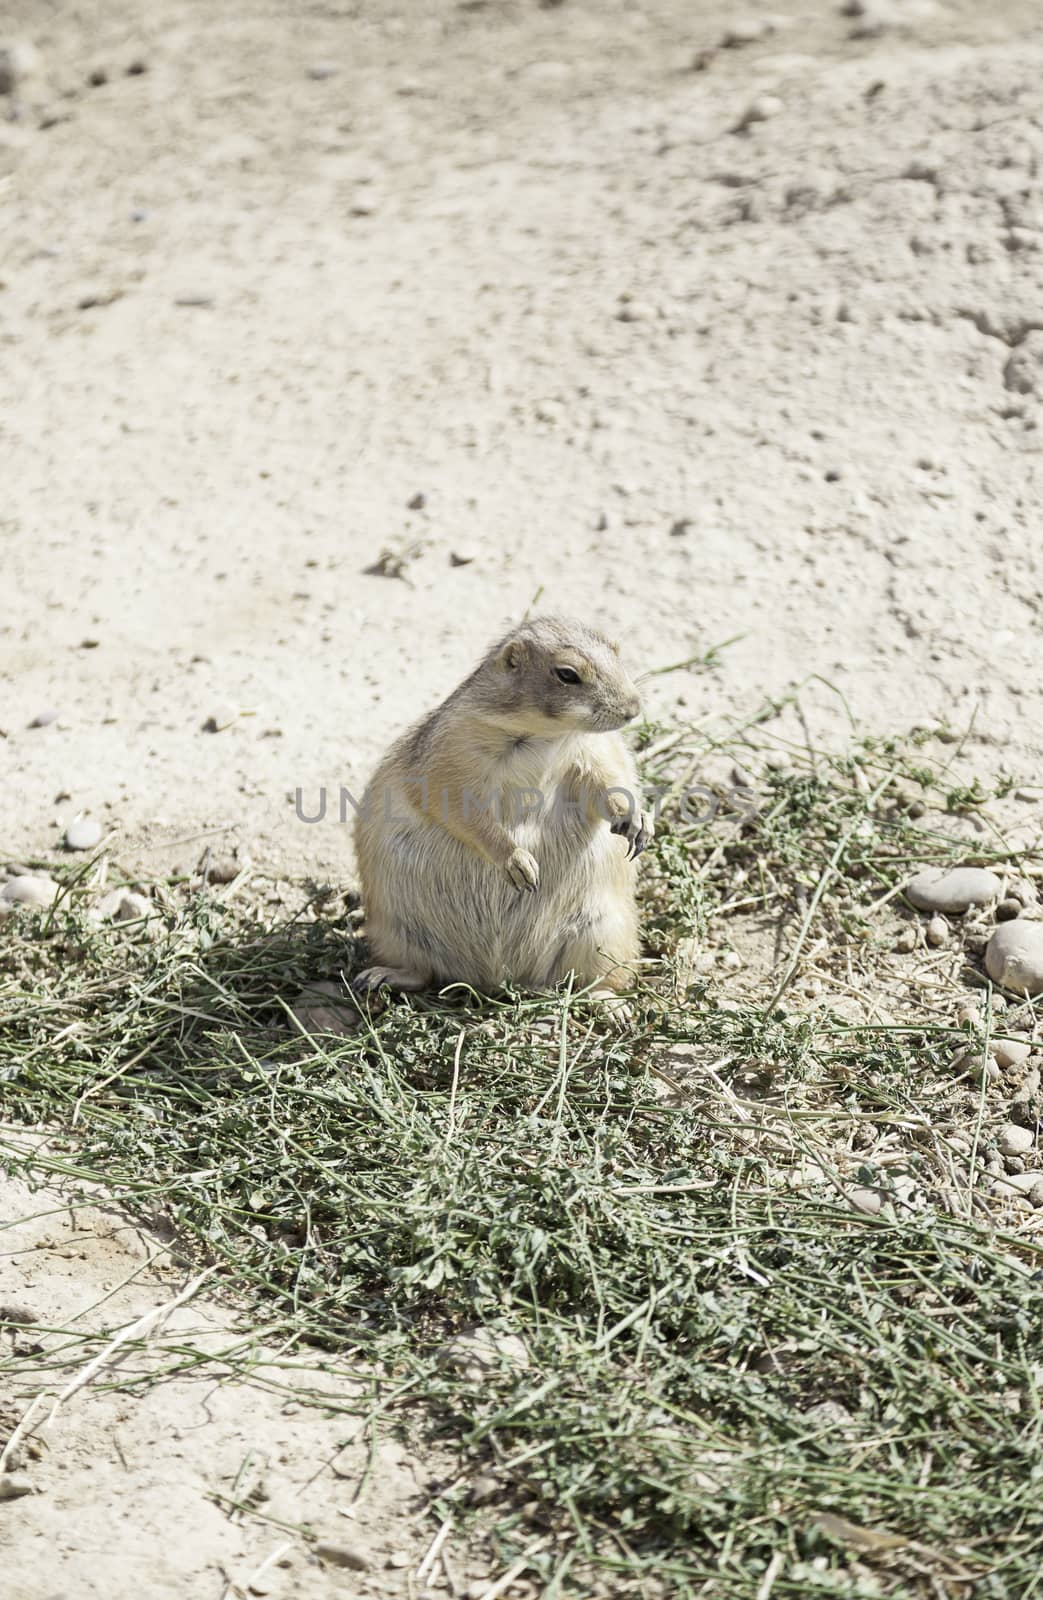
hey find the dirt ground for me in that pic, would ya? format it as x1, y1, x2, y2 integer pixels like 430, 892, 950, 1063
2, 0, 1043, 1594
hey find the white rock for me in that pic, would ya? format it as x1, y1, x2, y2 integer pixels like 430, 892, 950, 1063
848, 1186, 882, 1215
986, 922, 1043, 997
2, 874, 58, 907
925, 914, 949, 948
64, 816, 103, 851
992, 1170, 1043, 1197
739, 94, 784, 127
993, 1038, 1033, 1070
905, 867, 1001, 914
996, 1124, 1035, 1158
0, 39, 40, 95
722, 17, 775, 46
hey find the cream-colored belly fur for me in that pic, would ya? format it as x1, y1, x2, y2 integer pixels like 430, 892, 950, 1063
355, 733, 640, 992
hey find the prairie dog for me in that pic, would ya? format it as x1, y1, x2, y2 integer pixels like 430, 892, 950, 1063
353, 616, 652, 998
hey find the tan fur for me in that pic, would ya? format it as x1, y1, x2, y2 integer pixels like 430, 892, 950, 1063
353, 616, 652, 998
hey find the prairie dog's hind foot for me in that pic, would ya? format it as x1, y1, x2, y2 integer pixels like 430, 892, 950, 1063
352, 964, 430, 995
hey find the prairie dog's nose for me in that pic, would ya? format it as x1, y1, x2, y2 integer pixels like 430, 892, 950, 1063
623, 694, 641, 723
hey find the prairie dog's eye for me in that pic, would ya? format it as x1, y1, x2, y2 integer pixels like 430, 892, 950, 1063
555, 666, 582, 685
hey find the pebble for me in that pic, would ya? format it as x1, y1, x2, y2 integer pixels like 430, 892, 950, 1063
387, 1552, 411, 1569
450, 551, 476, 567
996, 1123, 1035, 1158
925, 914, 949, 948
0, 39, 40, 95
905, 867, 1001, 915
306, 62, 339, 79
1, 875, 58, 908
64, 816, 103, 851
316, 1543, 370, 1572
1031, 1181, 1043, 1209
986, 922, 1043, 996
0, 1474, 35, 1501
616, 299, 656, 323
113, 891, 152, 923
991, 1169, 1043, 1197
435, 1326, 530, 1382
29, 708, 60, 728
894, 926, 918, 953
996, 898, 1023, 922
737, 94, 784, 128
847, 1186, 882, 1215
1003, 333, 1043, 397
993, 1039, 1032, 1070
206, 857, 240, 885
721, 17, 776, 46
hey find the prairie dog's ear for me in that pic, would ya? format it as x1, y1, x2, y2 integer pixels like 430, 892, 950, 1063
499, 635, 530, 671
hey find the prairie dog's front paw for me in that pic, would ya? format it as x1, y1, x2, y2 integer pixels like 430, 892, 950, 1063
506, 847, 540, 893
610, 807, 654, 860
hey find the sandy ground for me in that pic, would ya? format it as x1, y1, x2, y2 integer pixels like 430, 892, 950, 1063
3, 0, 1043, 1593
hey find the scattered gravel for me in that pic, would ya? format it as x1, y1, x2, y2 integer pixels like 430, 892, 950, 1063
985, 922, 1043, 997
905, 867, 1001, 915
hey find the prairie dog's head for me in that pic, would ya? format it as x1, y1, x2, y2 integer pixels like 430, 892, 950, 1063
481, 616, 642, 736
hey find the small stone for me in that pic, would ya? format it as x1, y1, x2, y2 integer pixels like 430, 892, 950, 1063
113, 891, 153, 923
616, 299, 656, 322
2, 875, 58, 908
996, 898, 1023, 922
905, 867, 1001, 915
993, 1039, 1032, 1070
87, 66, 108, 87
1005, 1155, 1027, 1175
126, 59, 148, 75
316, 1543, 370, 1572
0, 1303, 37, 1325
848, 1186, 882, 1215
64, 816, 103, 851
0, 40, 40, 95
206, 857, 240, 885
289, 982, 359, 1038
407, 492, 426, 510
1003, 333, 1043, 398
307, 62, 339, 79
0, 1475, 34, 1501
450, 551, 476, 567
435, 1326, 530, 1382
721, 17, 775, 46
996, 1123, 1034, 1158
468, 1473, 500, 1505
763, 750, 790, 771
986, 923, 1043, 996
1031, 1181, 1043, 1209
894, 926, 918, 953
925, 915, 949, 948
29, 709, 60, 728
737, 94, 784, 128
991, 1169, 1043, 1197
387, 1552, 411, 1569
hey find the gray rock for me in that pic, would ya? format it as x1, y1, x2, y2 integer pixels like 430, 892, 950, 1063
991, 1169, 1043, 1197
996, 1123, 1035, 1158
905, 867, 1001, 914
1, 874, 58, 907
0, 1474, 35, 1501
986, 922, 1043, 996
64, 816, 103, 851
925, 914, 949, 948
316, 1543, 370, 1572
996, 898, 1023, 922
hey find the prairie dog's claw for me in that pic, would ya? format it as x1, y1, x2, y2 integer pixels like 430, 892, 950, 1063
610, 808, 654, 860
506, 847, 540, 893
